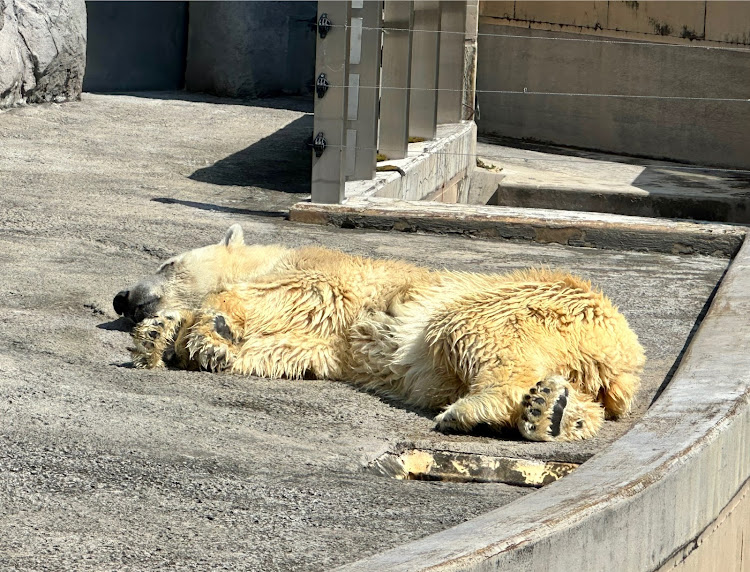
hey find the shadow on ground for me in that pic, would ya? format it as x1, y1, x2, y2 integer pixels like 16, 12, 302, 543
152, 197, 289, 218
189, 115, 313, 192
93, 90, 314, 113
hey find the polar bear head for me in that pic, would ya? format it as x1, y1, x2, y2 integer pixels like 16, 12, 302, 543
113, 225, 287, 322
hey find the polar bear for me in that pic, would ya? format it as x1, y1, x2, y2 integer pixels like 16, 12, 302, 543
113, 225, 645, 442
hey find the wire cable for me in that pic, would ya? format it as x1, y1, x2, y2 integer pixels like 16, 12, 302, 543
324, 23, 750, 53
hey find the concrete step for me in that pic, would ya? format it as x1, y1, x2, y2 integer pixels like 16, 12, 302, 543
475, 138, 750, 224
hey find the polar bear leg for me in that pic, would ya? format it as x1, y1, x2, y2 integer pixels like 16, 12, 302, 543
433, 366, 605, 441
517, 376, 604, 441
433, 365, 529, 433
185, 290, 345, 379
228, 334, 344, 380
434, 389, 516, 433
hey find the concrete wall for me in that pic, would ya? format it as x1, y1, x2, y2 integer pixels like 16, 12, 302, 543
658, 478, 750, 572
185, 1, 316, 98
84, 1, 316, 97
477, 1, 750, 169
84, 1, 188, 92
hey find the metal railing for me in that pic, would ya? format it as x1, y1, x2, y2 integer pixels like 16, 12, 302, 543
311, 1, 472, 204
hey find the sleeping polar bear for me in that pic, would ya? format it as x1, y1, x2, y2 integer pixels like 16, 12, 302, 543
114, 225, 645, 442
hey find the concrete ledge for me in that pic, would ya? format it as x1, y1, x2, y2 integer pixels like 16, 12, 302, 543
346, 122, 476, 202
493, 181, 750, 225
289, 198, 746, 257
336, 236, 750, 571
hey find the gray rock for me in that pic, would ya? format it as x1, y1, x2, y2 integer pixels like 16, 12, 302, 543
0, 0, 86, 108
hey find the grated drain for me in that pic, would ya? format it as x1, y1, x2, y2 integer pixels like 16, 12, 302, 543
368, 448, 578, 487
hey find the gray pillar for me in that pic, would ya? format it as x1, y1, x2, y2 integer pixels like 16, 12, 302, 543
311, 2, 351, 204
437, 0, 466, 124
379, 0, 414, 160
409, 0, 441, 140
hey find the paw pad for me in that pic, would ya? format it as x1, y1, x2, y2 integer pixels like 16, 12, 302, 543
518, 376, 571, 441
213, 315, 235, 342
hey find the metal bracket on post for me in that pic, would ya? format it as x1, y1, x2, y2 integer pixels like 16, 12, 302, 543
311, 2, 351, 204
316, 74, 329, 98
317, 13, 332, 38
310, 132, 327, 157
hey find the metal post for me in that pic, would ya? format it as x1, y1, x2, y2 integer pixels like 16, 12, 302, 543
437, 0, 466, 124
347, 0, 382, 181
408, 0, 440, 140
312, 2, 351, 204
379, 0, 414, 160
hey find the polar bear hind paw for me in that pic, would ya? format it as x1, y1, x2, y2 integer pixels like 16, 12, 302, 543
130, 310, 184, 369
517, 376, 603, 441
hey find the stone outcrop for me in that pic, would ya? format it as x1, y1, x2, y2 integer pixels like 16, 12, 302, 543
0, 0, 86, 108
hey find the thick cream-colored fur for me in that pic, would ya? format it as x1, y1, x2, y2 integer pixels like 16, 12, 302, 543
129, 225, 645, 442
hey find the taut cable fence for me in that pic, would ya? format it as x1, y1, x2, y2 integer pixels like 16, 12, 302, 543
310, 1, 750, 205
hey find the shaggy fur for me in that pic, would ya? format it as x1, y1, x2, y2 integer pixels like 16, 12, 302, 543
115, 225, 645, 442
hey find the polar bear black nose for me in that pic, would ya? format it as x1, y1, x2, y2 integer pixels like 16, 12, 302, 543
113, 290, 130, 316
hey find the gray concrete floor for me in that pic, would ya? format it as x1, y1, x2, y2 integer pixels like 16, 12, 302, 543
0, 93, 730, 571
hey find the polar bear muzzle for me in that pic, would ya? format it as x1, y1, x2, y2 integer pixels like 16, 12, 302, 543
113, 286, 162, 323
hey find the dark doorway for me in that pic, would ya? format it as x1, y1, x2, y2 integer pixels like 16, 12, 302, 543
84, 1, 188, 92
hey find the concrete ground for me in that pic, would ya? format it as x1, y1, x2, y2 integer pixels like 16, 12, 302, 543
0, 93, 730, 571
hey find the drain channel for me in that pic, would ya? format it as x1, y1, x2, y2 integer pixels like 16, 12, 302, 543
368, 448, 578, 487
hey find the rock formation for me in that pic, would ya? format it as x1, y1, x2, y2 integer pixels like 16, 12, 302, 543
0, 0, 86, 108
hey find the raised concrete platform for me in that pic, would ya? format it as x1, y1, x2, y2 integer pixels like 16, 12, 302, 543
346, 121, 476, 203
290, 198, 745, 257
474, 138, 750, 223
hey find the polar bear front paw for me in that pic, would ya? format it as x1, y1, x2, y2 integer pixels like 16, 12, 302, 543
517, 376, 603, 441
434, 406, 469, 433
185, 313, 240, 372
130, 310, 184, 369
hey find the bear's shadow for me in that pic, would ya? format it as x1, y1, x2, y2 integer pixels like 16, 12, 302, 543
97, 317, 133, 332
99, 315, 525, 440
365, 393, 524, 440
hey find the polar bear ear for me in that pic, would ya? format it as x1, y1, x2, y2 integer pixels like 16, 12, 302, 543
221, 224, 245, 247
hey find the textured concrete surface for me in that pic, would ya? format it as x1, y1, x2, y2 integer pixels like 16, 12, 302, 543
0, 93, 731, 571
0, 0, 86, 107
475, 138, 750, 223
658, 478, 750, 572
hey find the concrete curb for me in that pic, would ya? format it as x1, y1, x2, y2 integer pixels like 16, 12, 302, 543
335, 234, 750, 571
289, 198, 746, 257
493, 182, 750, 225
